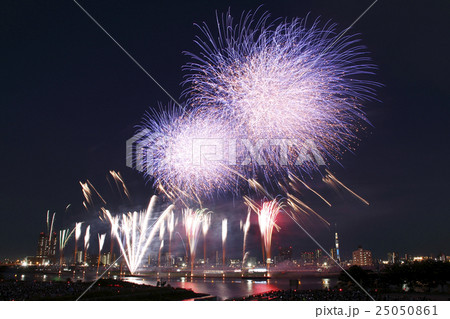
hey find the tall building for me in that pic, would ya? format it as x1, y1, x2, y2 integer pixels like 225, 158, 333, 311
352, 246, 373, 266
330, 248, 337, 260
36, 231, 57, 264
36, 232, 48, 258
47, 232, 57, 258
387, 252, 399, 264
334, 225, 341, 263
315, 249, 323, 264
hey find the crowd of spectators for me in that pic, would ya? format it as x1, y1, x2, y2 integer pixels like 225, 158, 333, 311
230, 289, 433, 301
0, 279, 86, 300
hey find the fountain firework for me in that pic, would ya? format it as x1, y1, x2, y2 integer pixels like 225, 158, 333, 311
103, 196, 174, 274
222, 218, 227, 267
46, 211, 56, 244
83, 225, 90, 263
167, 211, 175, 264
59, 228, 75, 269
74, 222, 83, 264
201, 212, 212, 262
183, 208, 209, 275
253, 198, 283, 271
158, 222, 165, 267
97, 233, 106, 274
242, 209, 251, 265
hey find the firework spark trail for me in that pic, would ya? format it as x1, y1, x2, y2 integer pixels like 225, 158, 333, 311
97, 233, 106, 273
183, 208, 209, 274
201, 212, 212, 262
109, 170, 130, 200
325, 169, 369, 205
222, 218, 227, 267
242, 209, 251, 265
74, 222, 84, 264
80, 180, 106, 209
103, 196, 174, 274
289, 173, 332, 207
286, 193, 330, 226
183, 10, 379, 178
84, 225, 90, 263
252, 199, 282, 271
48, 212, 56, 243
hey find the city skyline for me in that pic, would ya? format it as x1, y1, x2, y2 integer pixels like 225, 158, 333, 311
1, 0, 449, 263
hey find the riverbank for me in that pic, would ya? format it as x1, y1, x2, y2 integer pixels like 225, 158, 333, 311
230, 289, 450, 301
0, 278, 207, 301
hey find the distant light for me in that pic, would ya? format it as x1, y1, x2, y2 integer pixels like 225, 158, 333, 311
249, 268, 267, 273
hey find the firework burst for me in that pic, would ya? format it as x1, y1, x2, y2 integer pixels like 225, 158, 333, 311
184, 9, 379, 174
141, 106, 239, 201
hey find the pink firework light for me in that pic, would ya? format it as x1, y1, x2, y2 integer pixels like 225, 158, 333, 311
183, 9, 380, 175
250, 198, 283, 272
83, 225, 90, 264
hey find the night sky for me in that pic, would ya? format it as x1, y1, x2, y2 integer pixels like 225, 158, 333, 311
1, 0, 449, 261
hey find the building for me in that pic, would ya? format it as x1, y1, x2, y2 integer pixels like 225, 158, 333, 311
278, 246, 293, 262
315, 249, 323, 264
36, 231, 57, 264
387, 252, 399, 264
300, 251, 315, 265
330, 248, 337, 260
36, 232, 48, 258
352, 246, 373, 267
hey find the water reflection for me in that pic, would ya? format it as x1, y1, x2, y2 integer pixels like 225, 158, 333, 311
3, 270, 336, 300
121, 275, 328, 300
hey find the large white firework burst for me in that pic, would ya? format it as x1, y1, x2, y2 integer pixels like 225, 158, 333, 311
141, 105, 239, 200
183, 9, 379, 172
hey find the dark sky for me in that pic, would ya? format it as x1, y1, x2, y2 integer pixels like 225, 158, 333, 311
1, 0, 449, 261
